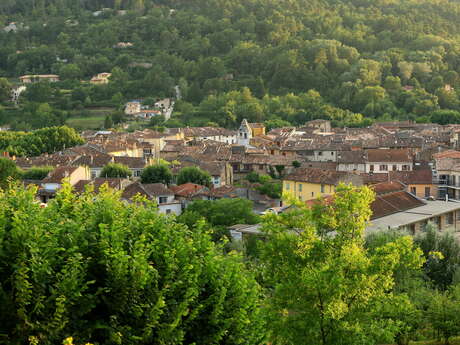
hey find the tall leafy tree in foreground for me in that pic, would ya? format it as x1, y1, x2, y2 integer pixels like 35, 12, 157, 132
261, 185, 424, 345
0, 183, 265, 345
0, 157, 21, 188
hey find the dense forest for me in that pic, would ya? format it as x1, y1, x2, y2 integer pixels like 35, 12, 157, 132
2, 0, 460, 128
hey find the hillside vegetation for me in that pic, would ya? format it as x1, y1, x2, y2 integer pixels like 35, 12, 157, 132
2, 0, 460, 127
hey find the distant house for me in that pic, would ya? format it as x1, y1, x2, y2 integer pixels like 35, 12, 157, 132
155, 98, 175, 120
72, 154, 151, 178
365, 149, 413, 173
283, 168, 363, 202
170, 183, 211, 208
3, 22, 18, 33
125, 101, 142, 115
39, 166, 90, 203
302, 119, 332, 133
114, 42, 133, 48
19, 74, 59, 83
182, 127, 237, 144
122, 182, 182, 215
389, 169, 436, 199
90, 73, 111, 85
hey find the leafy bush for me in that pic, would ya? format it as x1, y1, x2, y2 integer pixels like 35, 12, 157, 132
0, 183, 265, 344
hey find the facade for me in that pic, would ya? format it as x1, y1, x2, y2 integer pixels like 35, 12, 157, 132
337, 151, 366, 172
389, 170, 436, 199
182, 127, 237, 144
283, 168, 364, 202
365, 149, 413, 173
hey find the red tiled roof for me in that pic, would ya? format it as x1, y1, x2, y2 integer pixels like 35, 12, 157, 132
285, 168, 360, 185
371, 191, 425, 219
433, 150, 460, 159
360, 173, 389, 185
366, 149, 412, 162
170, 183, 208, 197
122, 182, 173, 200
389, 169, 433, 185
371, 181, 405, 195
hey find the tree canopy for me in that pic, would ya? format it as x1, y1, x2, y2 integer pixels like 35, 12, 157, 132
176, 166, 211, 187
140, 164, 173, 185
3, 0, 460, 129
261, 185, 425, 345
100, 162, 132, 178
0, 183, 265, 345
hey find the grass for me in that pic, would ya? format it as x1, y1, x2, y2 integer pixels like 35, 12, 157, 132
66, 115, 105, 130
65, 107, 115, 130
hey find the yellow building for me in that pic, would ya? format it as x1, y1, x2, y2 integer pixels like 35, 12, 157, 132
389, 170, 436, 199
283, 168, 364, 202
248, 122, 266, 137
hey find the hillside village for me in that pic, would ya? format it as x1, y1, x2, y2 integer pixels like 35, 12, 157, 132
6, 118, 460, 237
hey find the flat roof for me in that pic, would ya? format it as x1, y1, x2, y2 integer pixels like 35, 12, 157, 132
229, 224, 262, 235
367, 200, 460, 233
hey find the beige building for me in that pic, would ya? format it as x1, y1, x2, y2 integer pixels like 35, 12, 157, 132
90, 72, 112, 85
20, 74, 59, 83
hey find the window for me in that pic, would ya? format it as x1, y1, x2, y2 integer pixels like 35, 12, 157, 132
410, 187, 416, 195
393, 165, 397, 171
457, 211, 460, 221
448, 212, 454, 225
165, 209, 171, 214
331, 152, 334, 156
244, 164, 251, 171
135, 170, 141, 177
425, 187, 431, 198
298, 183, 302, 192
318, 152, 323, 156
244, 133, 247, 139
285, 183, 290, 191
159, 196, 168, 204
321, 184, 325, 193
311, 192, 314, 197
379, 165, 388, 171
299, 195, 302, 201
259, 165, 264, 170
369, 165, 374, 172
91, 171, 97, 179
402, 165, 410, 171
